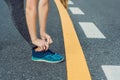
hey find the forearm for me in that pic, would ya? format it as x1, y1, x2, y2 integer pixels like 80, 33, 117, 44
38, 1, 49, 35
25, 7, 37, 42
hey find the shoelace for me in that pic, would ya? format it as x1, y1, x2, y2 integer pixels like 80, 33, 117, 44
45, 49, 55, 55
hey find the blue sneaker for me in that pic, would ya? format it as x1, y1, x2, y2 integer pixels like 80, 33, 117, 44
31, 46, 64, 63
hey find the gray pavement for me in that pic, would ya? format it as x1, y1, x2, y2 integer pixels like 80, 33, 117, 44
0, 0, 66, 80
68, 0, 120, 80
1, 0, 120, 80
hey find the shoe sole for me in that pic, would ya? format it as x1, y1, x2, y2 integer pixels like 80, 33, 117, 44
32, 57, 64, 63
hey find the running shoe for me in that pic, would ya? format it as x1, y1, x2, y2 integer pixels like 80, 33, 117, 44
31, 46, 64, 63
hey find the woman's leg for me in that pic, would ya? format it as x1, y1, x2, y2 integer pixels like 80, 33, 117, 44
4, 0, 36, 48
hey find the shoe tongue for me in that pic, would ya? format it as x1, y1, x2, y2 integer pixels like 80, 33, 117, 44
32, 49, 55, 58
46, 49, 55, 55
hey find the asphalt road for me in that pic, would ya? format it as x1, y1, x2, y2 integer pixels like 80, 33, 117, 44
0, 0, 66, 80
68, 0, 120, 80
0, 0, 120, 80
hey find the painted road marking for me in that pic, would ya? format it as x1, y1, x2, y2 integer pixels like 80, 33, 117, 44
102, 65, 120, 80
68, 0, 74, 5
79, 22, 106, 38
54, 0, 91, 80
69, 7, 85, 15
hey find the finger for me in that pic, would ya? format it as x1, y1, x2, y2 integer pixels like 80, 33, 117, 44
46, 37, 50, 44
43, 46, 46, 51
45, 45, 48, 51
35, 47, 38, 52
45, 43, 49, 51
42, 45, 46, 51
37, 46, 43, 52
40, 46, 44, 51
37, 47, 42, 51
49, 38, 53, 44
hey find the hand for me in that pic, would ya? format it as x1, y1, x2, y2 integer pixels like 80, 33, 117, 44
32, 38, 49, 51
40, 33, 53, 45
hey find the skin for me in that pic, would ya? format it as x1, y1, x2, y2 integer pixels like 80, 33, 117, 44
26, 0, 53, 51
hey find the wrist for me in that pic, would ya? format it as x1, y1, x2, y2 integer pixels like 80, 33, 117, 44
31, 37, 38, 43
40, 32, 46, 35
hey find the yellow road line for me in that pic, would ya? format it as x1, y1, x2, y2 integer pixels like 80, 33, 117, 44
54, 0, 92, 80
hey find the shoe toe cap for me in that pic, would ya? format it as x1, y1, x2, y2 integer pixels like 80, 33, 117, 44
53, 53, 64, 60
